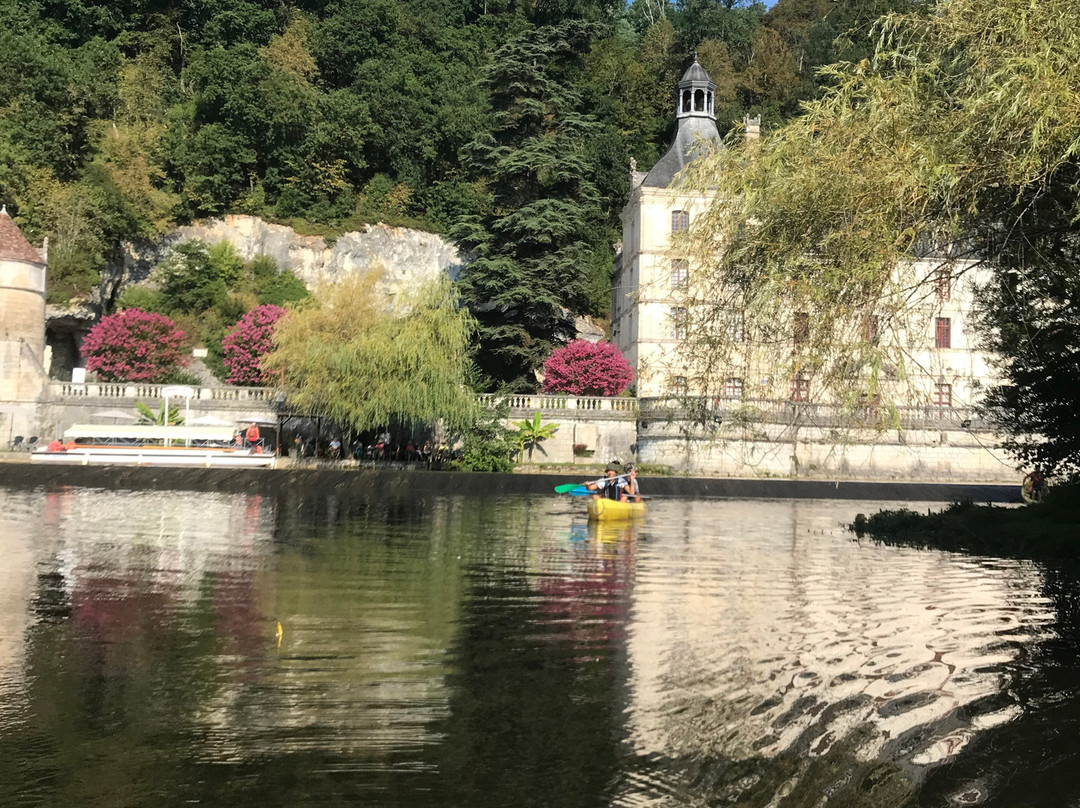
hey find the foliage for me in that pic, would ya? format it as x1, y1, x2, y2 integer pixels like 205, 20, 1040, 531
676, 0, 1080, 472
454, 21, 623, 391
512, 412, 560, 462
154, 240, 236, 314
134, 401, 184, 426
852, 485, 1080, 562
541, 340, 634, 396
264, 271, 477, 432
116, 285, 166, 313
222, 303, 288, 385
458, 403, 517, 472
81, 308, 188, 382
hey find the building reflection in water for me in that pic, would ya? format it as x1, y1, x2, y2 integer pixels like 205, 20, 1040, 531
619, 499, 1052, 802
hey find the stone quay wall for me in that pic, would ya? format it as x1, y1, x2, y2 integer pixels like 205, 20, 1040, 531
13, 386, 1020, 483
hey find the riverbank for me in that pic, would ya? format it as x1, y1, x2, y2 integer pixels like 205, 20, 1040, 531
853, 485, 1080, 561
0, 455, 1020, 502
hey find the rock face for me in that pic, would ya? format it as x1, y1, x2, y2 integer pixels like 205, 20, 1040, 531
107, 215, 463, 304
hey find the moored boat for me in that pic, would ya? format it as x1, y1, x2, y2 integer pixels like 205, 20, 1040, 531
30, 424, 276, 468
586, 497, 647, 521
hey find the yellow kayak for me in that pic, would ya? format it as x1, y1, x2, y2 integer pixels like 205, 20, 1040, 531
586, 498, 647, 521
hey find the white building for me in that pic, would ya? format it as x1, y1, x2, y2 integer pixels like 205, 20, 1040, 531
612, 61, 997, 413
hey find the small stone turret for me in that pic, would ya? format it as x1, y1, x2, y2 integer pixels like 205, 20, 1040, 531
0, 205, 48, 441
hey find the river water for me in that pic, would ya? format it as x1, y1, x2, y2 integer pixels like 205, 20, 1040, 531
0, 486, 1073, 807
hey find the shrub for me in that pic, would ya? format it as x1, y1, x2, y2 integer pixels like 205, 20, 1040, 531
82, 309, 188, 382
541, 340, 634, 397
221, 304, 287, 385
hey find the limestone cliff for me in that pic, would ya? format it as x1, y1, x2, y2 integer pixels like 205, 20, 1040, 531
103, 215, 463, 305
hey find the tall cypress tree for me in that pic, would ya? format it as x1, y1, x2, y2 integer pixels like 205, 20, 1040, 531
454, 20, 606, 391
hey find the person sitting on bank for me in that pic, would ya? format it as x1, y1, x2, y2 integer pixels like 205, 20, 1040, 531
585, 463, 626, 501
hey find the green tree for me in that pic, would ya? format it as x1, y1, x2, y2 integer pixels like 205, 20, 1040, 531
676, 0, 1080, 474
264, 270, 478, 432
454, 21, 610, 390
155, 239, 237, 313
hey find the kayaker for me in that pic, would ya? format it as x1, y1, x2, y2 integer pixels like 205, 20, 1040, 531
585, 463, 625, 501
622, 463, 642, 503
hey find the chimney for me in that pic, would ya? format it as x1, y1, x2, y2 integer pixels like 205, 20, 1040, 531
744, 115, 761, 142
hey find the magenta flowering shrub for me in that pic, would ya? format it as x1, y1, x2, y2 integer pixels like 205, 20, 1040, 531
82, 309, 188, 381
541, 340, 634, 397
222, 304, 287, 385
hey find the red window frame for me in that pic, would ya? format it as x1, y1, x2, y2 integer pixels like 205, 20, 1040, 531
935, 317, 951, 349
865, 314, 880, 344
671, 210, 689, 233
724, 377, 744, 399
934, 267, 951, 300
790, 374, 810, 402
933, 382, 952, 407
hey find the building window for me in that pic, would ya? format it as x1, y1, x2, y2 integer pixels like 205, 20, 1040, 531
670, 375, 689, 396
724, 377, 744, 399
933, 382, 952, 407
671, 259, 689, 288
860, 391, 881, 417
865, 314, 880, 344
672, 307, 688, 340
935, 317, 951, 349
790, 373, 810, 402
934, 267, 951, 300
671, 210, 689, 233
727, 310, 746, 343
794, 312, 810, 345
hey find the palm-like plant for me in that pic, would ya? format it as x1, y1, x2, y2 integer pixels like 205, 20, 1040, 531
135, 401, 185, 426
513, 412, 559, 463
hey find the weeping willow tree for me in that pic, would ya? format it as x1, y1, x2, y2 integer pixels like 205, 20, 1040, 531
263, 271, 479, 432
672, 0, 1080, 470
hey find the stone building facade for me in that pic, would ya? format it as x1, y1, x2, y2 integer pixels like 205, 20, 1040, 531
611, 61, 997, 413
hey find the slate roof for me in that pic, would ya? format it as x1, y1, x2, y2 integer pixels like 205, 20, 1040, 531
680, 60, 713, 86
641, 115, 722, 189
0, 206, 43, 264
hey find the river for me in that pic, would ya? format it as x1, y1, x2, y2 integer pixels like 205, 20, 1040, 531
0, 485, 1072, 807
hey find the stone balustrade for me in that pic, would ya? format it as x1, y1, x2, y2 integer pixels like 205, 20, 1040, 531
476, 393, 637, 413
50, 381, 277, 404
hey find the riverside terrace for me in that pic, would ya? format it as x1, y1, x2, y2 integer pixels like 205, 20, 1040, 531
19, 382, 1015, 481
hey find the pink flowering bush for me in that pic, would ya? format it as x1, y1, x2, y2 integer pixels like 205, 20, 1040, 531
82, 309, 188, 381
541, 340, 634, 397
222, 304, 287, 385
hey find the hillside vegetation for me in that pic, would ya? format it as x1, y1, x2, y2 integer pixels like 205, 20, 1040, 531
0, 0, 921, 387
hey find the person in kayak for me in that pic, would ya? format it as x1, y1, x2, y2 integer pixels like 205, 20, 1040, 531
586, 463, 626, 501
622, 463, 642, 503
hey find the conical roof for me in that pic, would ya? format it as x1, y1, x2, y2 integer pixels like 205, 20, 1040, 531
0, 206, 44, 264
679, 59, 713, 86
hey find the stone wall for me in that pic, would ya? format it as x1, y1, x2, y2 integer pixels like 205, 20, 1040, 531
637, 420, 1018, 482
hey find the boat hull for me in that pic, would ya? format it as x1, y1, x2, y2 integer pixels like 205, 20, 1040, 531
30, 448, 275, 468
586, 497, 647, 521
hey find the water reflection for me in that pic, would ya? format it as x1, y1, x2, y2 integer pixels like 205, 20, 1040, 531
0, 487, 1071, 807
